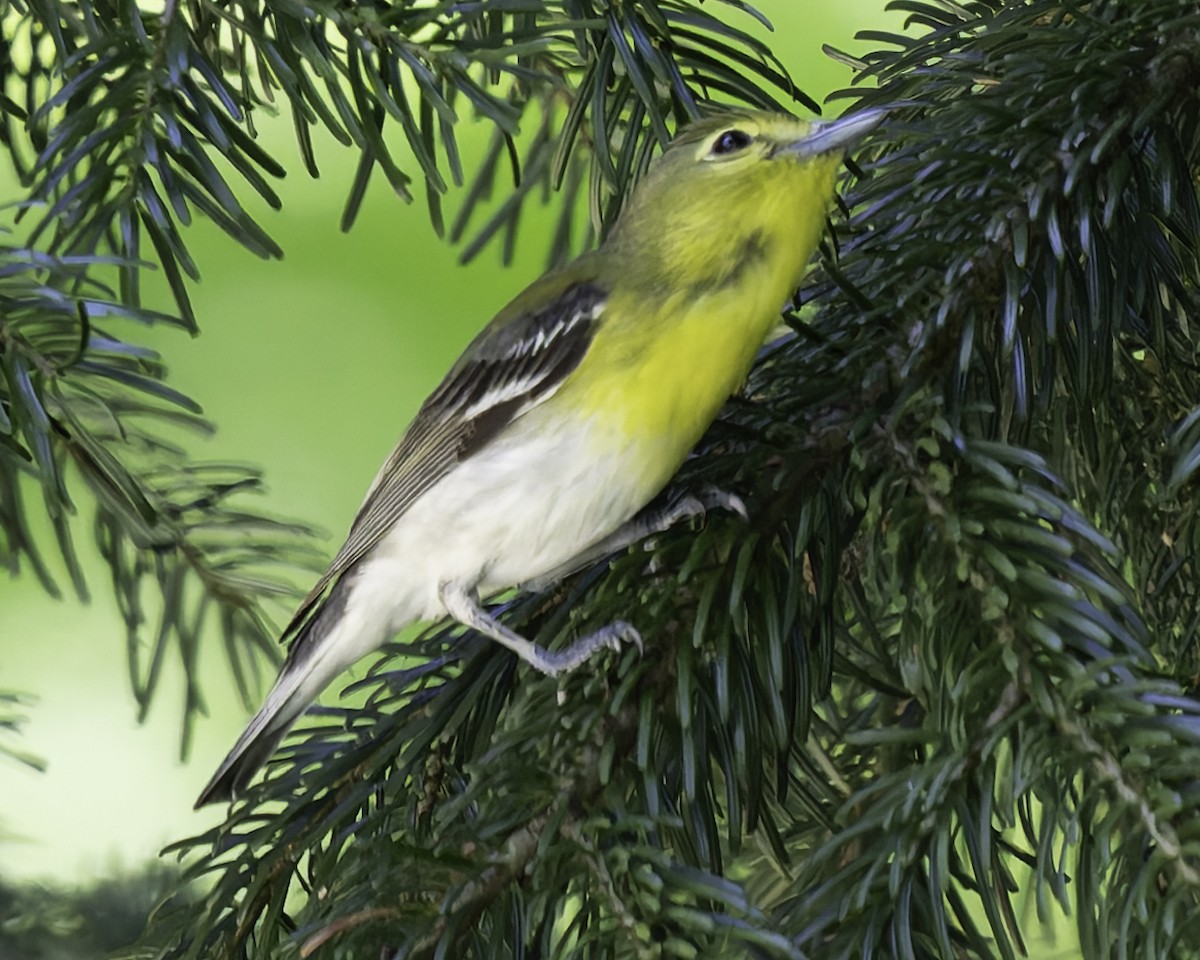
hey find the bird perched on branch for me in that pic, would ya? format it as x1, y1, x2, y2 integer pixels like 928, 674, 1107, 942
196, 107, 883, 807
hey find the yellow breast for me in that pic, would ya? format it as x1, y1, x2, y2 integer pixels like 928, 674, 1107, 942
551, 144, 840, 497
560, 253, 799, 495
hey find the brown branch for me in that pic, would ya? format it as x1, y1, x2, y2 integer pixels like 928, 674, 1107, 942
403, 811, 555, 959
301, 907, 402, 958
1053, 701, 1200, 889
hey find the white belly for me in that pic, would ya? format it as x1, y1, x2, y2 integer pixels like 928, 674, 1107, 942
346, 411, 655, 634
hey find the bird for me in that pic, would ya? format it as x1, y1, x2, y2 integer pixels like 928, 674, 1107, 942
196, 107, 883, 807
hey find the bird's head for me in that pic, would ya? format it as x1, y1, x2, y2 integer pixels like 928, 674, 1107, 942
606, 108, 883, 293
665, 108, 879, 170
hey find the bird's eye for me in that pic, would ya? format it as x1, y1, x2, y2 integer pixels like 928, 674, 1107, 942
710, 129, 753, 156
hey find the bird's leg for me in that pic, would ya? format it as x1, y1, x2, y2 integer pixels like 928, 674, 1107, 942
439, 580, 642, 677
520, 487, 748, 594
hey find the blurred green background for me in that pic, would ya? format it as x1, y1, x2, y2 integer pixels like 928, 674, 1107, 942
1, 4, 892, 885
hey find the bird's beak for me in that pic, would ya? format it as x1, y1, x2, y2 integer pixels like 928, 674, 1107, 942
778, 108, 886, 158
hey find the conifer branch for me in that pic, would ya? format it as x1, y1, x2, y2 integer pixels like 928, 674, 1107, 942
5, 0, 1200, 957
2, 0, 795, 738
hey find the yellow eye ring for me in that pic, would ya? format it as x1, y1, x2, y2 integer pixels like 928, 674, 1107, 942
709, 129, 753, 156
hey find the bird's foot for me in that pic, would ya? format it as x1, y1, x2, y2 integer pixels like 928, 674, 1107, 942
536, 620, 643, 678
666, 486, 748, 527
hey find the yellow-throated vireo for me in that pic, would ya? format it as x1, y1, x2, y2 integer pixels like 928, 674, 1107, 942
197, 107, 883, 807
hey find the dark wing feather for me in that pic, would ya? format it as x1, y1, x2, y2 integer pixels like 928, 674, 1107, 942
279, 279, 607, 642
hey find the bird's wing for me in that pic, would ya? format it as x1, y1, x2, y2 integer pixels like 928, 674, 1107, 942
279, 278, 608, 643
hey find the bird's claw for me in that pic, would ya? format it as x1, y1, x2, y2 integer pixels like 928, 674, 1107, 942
672, 486, 748, 526
544, 619, 643, 678
701, 486, 749, 522
609, 620, 644, 656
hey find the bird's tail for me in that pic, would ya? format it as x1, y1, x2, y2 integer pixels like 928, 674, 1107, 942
195, 580, 373, 808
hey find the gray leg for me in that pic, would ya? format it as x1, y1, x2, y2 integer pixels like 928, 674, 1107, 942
520, 488, 748, 593
439, 580, 642, 677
